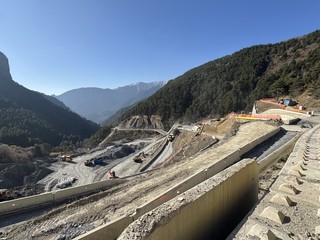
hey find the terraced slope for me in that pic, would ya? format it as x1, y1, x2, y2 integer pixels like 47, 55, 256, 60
230, 124, 320, 239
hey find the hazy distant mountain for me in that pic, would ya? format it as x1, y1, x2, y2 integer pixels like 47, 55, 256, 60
0, 51, 99, 147
54, 81, 166, 123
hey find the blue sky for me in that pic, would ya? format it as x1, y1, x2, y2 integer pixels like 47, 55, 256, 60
1, 0, 320, 95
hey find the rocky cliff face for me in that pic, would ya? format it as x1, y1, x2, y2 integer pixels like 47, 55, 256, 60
0, 51, 11, 82
0, 51, 98, 147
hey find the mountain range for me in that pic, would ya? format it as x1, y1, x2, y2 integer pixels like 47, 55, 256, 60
54, 81, 166, 123
120, 30, 320, 128
1, 29, 320, 148
0, 51, 99, 147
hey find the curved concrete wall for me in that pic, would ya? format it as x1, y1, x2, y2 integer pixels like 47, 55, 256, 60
0, 179, 127, 215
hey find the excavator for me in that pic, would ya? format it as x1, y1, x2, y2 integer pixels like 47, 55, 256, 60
133, 151, 147, 163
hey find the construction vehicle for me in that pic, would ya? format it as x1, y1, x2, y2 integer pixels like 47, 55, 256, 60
107, 170, 118, 179
60, 155, 73, 162
167, 128, 180, 142
0, 189, 7, 201
84, 159, 94, 166
84, 157, 104, 167
133, 151, 146, 163
167, 134, 175, 142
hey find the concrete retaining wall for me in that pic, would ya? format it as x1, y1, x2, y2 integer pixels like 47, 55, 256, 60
0, 192, 54, 214
53, 179, 125, 202
0, 179, 127, 215
77, 216, 133, 240
134, 170, 207, 220
281, 115, 299, 125
239, 127, 280, 156
119, 159, 259, 240
205, 150, 240, 178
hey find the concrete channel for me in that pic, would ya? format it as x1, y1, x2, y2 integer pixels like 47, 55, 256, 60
242, 128, 299, 161
229, 124, 320, 239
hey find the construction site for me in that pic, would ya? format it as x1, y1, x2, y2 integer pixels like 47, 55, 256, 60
1, 99, 320, 240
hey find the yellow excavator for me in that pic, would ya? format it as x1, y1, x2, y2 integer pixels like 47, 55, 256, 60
133, 151, 147, 163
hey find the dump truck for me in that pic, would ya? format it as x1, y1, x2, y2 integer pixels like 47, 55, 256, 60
84, 157, 104, 166
167, 128, 180, 142
167, 134, 175, 142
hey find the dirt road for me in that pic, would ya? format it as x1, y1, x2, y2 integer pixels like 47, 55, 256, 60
111, 136, 166, 177
38, 138, 158, 191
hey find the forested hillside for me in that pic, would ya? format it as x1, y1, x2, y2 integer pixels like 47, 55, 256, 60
0, 51, 99, 148
121, 30, 320, 128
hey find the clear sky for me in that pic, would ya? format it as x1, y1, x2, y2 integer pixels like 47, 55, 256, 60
1, 0, 320, 95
